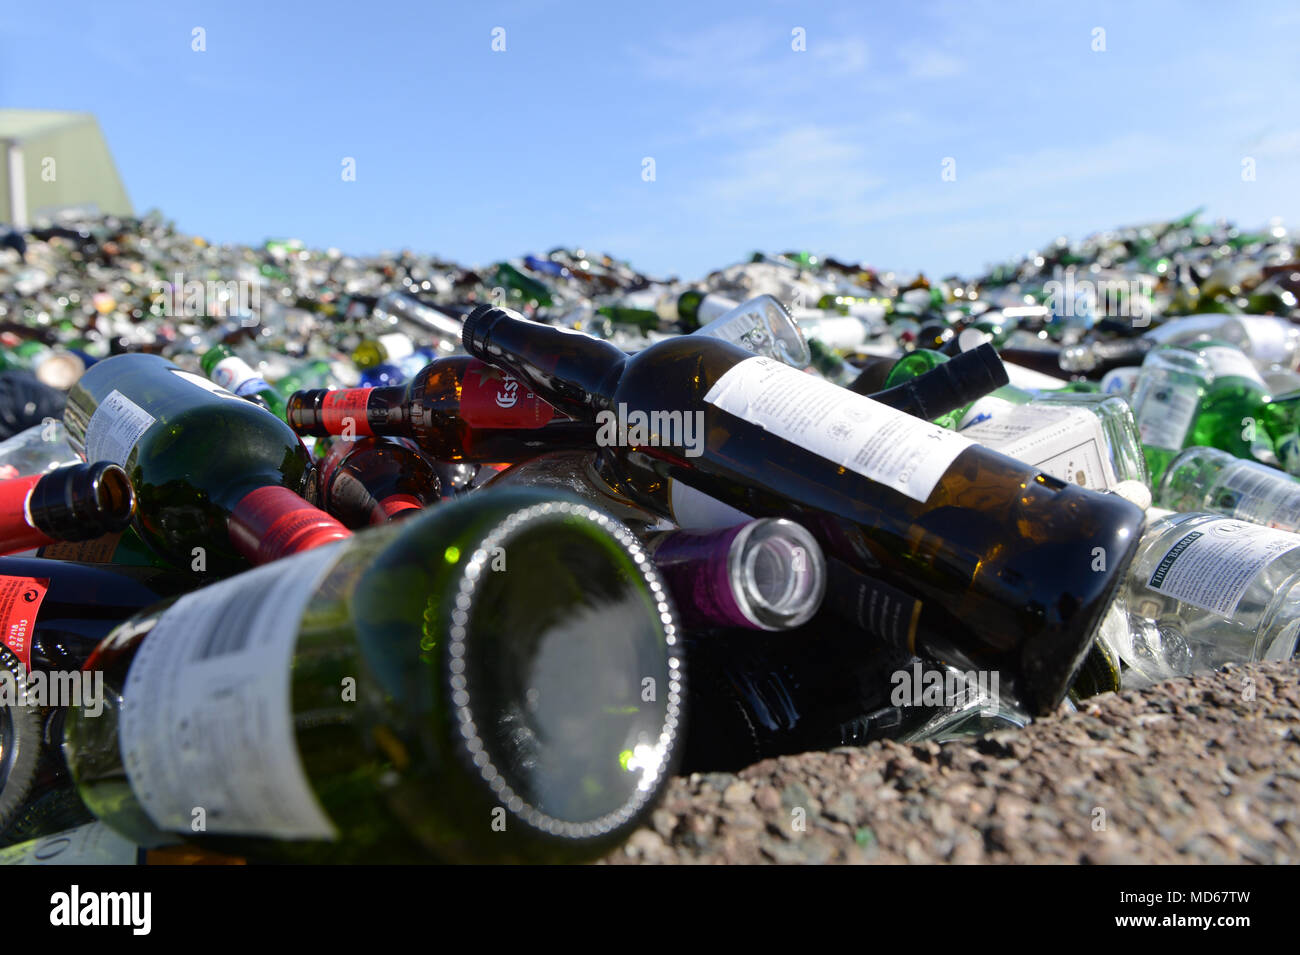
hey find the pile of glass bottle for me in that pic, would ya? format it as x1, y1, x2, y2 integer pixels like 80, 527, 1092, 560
0, 205, 1296, 864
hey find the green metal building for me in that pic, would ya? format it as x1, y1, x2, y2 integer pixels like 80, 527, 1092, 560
0, 109, 132, 227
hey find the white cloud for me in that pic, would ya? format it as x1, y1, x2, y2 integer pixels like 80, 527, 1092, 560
695, 123, 883, 212
903, 49, 965, 80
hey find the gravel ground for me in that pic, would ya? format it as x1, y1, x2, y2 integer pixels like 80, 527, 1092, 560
603, 660, 1300, 864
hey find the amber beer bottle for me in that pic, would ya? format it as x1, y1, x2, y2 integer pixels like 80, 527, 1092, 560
461, 305, 1146, 714
286, 356, 597, 461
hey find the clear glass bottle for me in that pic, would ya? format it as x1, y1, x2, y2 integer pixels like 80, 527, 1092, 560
1157, 446, 1300, 531
1114, 509, 1300, 682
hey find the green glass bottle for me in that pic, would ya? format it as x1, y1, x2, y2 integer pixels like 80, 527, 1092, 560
63, 354, 350, 576
273, 358, 336, 399
1131, 340, 1274, 484
595, 305, 660, 333
199, 343, 288, 421
492, 262, 554, 308
64, 488, 684, 863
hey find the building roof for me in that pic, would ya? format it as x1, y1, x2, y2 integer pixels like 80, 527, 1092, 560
0, 109, 98, 143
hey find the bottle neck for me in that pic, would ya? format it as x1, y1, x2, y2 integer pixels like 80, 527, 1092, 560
227, 485, 352, 565
286, 385, 411, 437
867, 344, 1008, 421
461, 305, 626, 417
0, 463, 134, 554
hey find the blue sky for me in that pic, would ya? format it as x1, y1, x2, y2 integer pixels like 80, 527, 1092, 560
3, 1, 1298, 279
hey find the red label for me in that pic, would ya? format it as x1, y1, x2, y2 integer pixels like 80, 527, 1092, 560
321, 389, 375, 436
376, 493, 424, 522
0, 473, 51, 555
460, 360, 556, 429
0, 575, 49, 669
228, 485, 352, 565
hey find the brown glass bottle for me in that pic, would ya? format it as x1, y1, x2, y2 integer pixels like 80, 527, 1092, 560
462, 305, 1146, 714
309, 437, 441, 528
286, 356, 598, 462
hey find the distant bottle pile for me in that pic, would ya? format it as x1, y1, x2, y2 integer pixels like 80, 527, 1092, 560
0, 207, 1297, 863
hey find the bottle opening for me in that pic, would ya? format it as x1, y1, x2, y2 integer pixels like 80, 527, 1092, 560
733, 519, 826, 630
92, 464, 134, 521
452, 501, 681, 838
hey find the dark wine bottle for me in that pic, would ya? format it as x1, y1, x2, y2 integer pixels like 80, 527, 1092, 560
286, 356, 598, 462
63, 354, 351, 575
680, 622, 929, 772
461, 305, 1146, 714
0, 462, 134, 556
309, 436, 440, 528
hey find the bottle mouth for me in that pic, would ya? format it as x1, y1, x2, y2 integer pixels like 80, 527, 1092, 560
761, 297, 811, 369
461, 304, 506, 361
448, 499, 683, 840
29, 461, 135, 540
730, 519, 826, 630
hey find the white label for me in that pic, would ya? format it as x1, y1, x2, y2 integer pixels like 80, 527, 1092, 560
669, 480, 753, 529
793, 313, 868, 351
84, 390, 156, 466
1238, 315, 1290, 366
1137, 381, 1200, 451
1199, 346, 1265, 386
170, 368, 242, 399
1214, 462, 1300, 532
119, 544, 343, 840
961, 404, 1118, 490
0, 822, 139, 865
1147, 518, 1300, 616
704, 356, 973, 503
211, 355, 259, 392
